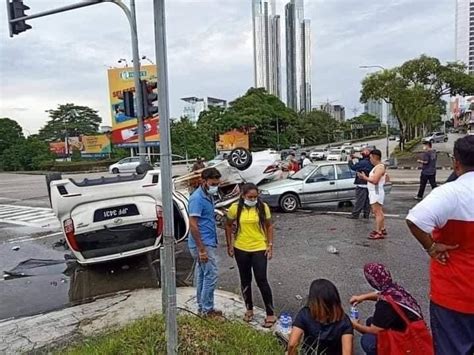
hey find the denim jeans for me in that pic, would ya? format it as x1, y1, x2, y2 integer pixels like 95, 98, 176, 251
430, 301, 474, 355
189, 246, 218, 314
361, 317, 377, 355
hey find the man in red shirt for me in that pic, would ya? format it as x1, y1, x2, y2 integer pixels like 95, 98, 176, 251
406, 135, 474, 355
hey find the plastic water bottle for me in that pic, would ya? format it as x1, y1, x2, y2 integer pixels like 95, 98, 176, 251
279, 313, 291, 334
350, 305, 359, 320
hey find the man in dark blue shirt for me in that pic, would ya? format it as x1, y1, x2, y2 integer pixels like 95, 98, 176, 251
415, 141, 438, 200
348, 149, 374, 219
188, 167, 222, 316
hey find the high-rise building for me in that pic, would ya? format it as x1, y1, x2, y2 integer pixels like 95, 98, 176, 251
319, 103, 345, 122
364, 99, 383, 121
285, 0, 312, 112
252, 0, 281, 98
455, 0, 474, 74
181, 97, 227, 122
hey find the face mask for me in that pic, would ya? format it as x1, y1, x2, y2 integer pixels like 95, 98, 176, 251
244, 199, 258, 207
207, 185, 219, 195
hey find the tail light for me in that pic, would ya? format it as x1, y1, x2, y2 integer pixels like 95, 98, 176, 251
63, 218, 79, 251
264, 165, 278, 173
156, 205, 164, 237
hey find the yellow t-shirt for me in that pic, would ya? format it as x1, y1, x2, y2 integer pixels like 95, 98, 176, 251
227, 202, 271, 252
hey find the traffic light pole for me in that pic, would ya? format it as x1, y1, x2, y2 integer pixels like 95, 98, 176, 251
6, 0, 147, 162
153, 0, 178, 353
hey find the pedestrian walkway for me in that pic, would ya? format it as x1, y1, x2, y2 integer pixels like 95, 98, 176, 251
0, 204, 59, 228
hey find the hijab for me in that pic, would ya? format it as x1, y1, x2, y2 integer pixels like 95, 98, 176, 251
364, 263, 423, 317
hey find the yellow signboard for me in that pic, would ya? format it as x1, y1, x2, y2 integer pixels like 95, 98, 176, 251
107, 65, 159, 146
82, 135, 111, 154
216, 130, 249, 151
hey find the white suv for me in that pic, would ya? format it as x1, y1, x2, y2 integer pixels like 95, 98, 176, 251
50, 171, 189, 264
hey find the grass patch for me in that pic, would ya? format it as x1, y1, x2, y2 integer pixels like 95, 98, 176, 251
54, 314, 284, 355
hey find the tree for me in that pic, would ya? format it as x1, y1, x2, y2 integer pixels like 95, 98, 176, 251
361, 55, 474, 149
38, 103, 102, 141
297, 110, 343, 145
0, 136, 53, 171
0, 118, 24, 155
171, 117, 215, 160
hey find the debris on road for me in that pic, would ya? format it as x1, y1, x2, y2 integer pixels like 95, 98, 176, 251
326, 245, 339, 254
295, 294, 303, 301
11, 246, 20, 251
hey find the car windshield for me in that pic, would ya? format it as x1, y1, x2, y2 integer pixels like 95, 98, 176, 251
289, 165, 315, 180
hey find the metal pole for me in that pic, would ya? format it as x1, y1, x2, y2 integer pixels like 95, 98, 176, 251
276, 116, 280, 151
128, 0, 146, 163
153, 0, 178, 354
386, 123, 389, 159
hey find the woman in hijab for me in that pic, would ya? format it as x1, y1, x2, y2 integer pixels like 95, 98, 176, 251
350, 263, 423, 355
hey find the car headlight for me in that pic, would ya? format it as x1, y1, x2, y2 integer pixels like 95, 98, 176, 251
259, 190, 270, 195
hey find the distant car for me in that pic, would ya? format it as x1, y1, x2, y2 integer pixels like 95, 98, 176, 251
423, 132, 448, 143
109, 157, 142, 174
309, 149, 327, 161
289, 144, 301, 151
388, 136, 396, 141
340, 145, 353, 154
259, 162, 393, 213
326, 148, 345, 162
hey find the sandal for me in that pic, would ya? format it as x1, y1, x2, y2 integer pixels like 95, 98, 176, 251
243, 311, 254, 323
262, 317, 277, 328
381, 229, 387, 236
368, 232, 385, 240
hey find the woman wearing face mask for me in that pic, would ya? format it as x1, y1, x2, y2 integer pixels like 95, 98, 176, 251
225, 183, 276, 328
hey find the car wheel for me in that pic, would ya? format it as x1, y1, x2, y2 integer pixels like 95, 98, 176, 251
228, 148, 253, 171
45, 172, 63, 208
430, 139, 434, 144
279, 193, 299, 213
112, 168, 119, 174
444, 138, 448, 142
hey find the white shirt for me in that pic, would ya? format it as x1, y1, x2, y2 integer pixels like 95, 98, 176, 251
302, 158, 311, 167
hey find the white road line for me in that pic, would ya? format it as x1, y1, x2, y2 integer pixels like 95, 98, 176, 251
6, 232, 63, 244
0, 204, 60, 228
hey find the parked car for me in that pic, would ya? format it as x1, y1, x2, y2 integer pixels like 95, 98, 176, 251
259, 162, 392, 213
259, 162, 356, 212
289, 144, 301, 150
423, 132, 448, 143
309, 148, 327, 161
108, 157, 142, 174
341, 145, 353, 153
326, 148, 346, 162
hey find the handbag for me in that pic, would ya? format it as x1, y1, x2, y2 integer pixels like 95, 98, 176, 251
377, 296, 434, 355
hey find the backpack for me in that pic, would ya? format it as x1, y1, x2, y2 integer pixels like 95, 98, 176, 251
377, 296, 434, 355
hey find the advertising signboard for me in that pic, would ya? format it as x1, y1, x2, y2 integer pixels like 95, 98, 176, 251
216, 130, 249, 152
107, 65, 159, 147
49, 135, 111, 158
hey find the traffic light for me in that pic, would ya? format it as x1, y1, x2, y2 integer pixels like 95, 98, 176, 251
8, 0, 32, 36
123, 91, 135, 117
141, 80, 158, 118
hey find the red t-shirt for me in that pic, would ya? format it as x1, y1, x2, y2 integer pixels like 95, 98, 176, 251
407, 172, 474, 314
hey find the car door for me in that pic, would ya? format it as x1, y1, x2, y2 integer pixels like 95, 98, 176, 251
119, 158, 131, 171
301, 165, 337, 204
335, 164, 356, 201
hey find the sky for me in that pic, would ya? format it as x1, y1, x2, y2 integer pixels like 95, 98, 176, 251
0, 0, 456, 134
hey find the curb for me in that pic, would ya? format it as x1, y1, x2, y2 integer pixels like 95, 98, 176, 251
0, 287, 267, 354
389, 166, 452, 170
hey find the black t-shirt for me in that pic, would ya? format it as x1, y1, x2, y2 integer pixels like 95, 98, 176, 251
293, 307, 353, 355
372, 300, 420, 331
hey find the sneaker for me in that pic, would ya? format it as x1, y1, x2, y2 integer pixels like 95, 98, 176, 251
414, 196, 423, 201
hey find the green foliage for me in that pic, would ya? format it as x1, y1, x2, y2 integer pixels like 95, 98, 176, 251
297, 110, 344, 146
55, 314, 283, 354
70, 149, 82, 162
0, 117, 24, 155
360, 55, 474, 149
171, 117, 215, 160
0, 136, 54, 171
38, 103, 102, 141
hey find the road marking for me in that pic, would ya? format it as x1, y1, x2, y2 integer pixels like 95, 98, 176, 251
0, 204, 60, 228
5, 231, 63, 244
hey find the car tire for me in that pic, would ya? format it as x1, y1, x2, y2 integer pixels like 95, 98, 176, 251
279, 193, 299, 213
112, 168, 119, 174
444, 138, 448, 142
228, 148, 253, 171
430, 139, 434, 144
45, 172, 63, 208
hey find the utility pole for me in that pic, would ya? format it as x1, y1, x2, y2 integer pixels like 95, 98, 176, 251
153, 0, 177, 353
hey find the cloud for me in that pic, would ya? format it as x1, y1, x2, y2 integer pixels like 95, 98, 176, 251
0, 0, 455, 133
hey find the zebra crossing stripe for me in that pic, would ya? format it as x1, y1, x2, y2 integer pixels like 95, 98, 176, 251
0, 204, 60, 228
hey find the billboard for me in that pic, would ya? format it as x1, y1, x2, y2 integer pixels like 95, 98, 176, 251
107, 65, 159, 147
216, 130, 249, 151
49, 135, 111, 158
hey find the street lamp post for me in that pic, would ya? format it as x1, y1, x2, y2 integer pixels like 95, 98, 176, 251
359, 65, 389, 159
276, 116, 280, 151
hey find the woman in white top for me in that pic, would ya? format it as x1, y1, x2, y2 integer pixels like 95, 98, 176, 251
357, 149, 387, 240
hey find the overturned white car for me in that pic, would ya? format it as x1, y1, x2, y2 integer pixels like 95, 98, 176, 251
49, 148, 283, 264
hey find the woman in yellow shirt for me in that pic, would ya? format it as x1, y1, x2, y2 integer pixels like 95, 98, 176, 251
225, 183, 276, 328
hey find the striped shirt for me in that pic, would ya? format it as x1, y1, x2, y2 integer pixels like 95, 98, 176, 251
407, 171, 474, 314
